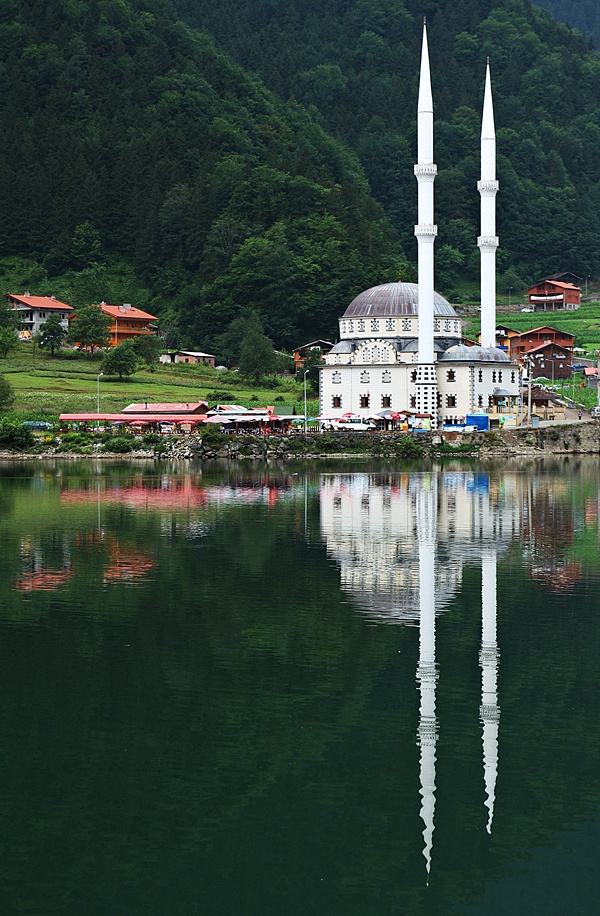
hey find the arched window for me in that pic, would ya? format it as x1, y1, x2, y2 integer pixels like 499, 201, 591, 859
446, 369, 456, 382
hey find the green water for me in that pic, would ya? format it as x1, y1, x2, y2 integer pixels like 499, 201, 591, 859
1, 458, 599, 915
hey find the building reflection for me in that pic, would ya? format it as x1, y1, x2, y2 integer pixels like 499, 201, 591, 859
319, 469, 523, 875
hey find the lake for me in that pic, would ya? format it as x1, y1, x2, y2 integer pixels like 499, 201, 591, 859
1, 457, 599, 915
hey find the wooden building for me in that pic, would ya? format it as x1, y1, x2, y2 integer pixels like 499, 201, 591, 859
510, 326, 574, 362
95, 302, 157, 346
527, 279, 580, 311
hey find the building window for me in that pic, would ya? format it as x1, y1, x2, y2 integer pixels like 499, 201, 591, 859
385, 319, 394, 331
372, 348, 380, 362
437, 392, 442, 408
332, 396, 342, 408
371, 319, 379, 332
478, 369, 483, 382
358, 320, 365, 332
446, 395, 457, 408
478, 395, 483, 407
488, 395, 494, 408
348, 321, 354, 332
434, 319, 440, 332
360, 370, 370, 384
332, 371, 342, 384
498, 371, 502, 382
382, 395, 391, 408
360, 395, 370, 408
363, 348, 370, 362
411, 369, 418, 382
402, 319, 411, 332
492, 371, 497, 383
410, 395, 416, 409
444, 320, 451, 332
382, 370, 391, 383
446, 369, 456, 382
341, 322, 346, 334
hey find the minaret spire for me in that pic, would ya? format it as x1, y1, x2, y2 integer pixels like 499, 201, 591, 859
414, 22, 439, 424
478, 61, 499, 348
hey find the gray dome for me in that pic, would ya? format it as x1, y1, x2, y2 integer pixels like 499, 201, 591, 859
439, 344, 510, 362
343, 282, 456, 319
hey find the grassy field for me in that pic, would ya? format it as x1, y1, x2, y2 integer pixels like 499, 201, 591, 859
0, 346, 318, 418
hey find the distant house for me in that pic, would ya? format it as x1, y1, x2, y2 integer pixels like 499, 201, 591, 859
510, 326, 574, 362
6, 292, 73, 338
476, 325, 519, 353
293, 339, 334, 372
527, 279, 580, 311
544, 271, 583, 288
520, 342, 572, 381
159, 350, 215, 367
95, 302, 157, 346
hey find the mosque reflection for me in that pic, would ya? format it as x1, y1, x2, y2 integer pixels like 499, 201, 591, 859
318, 467, 594, 876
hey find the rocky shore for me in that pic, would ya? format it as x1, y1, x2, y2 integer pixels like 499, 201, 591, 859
2, 422, 599, 461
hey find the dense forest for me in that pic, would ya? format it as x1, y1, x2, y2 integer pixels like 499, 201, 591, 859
534, 0, 600, 49
2, 0, 600, 352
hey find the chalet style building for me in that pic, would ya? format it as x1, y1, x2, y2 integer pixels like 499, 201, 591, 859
509, 326, 575, 362
7, 292, 73, 338
95, 302, 158, 346
293, 339, 334, 372
527, 279, 580, 311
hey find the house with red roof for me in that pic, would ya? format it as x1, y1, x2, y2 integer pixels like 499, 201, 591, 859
95, 302, 158, 346
6, 292, 74, 338
527, 279, 580, 311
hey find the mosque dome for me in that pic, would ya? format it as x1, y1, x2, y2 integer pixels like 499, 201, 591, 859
439, 344, 510, 362
342, 282, 457, 319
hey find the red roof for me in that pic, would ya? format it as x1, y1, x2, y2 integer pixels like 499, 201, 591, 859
530, 280, 580, 291
122, 401, 208, 414
8, 293, 73, 311
95, 303, 157, 321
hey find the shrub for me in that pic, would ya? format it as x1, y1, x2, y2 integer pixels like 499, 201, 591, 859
395, 436, 425, 459
142, 432, 162, 446
0, 418, 34, 449
104, 435, 135, 453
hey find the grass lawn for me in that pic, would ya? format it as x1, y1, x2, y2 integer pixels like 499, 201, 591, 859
1, 347, 318, 417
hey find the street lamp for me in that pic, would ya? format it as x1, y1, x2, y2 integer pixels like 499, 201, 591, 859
508, 286, 513, 310
97, 372, 103, 429
303, 368, 309, 434
586, 275, 590, 297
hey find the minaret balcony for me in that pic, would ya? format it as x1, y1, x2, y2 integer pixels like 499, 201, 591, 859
478, 235, 499, 248
414, 224, 438, 238
414, 163, 437, 180
477, 179, 499, 195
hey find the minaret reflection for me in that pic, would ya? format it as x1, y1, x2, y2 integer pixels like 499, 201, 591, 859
480, 550, 500, 833
415, 475, 438, 878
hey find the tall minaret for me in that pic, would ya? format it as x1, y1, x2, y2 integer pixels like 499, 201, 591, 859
478, 61, 499, 349
414, 22, 439, 423
480, 549, 500, 833
416, 474, 438, 878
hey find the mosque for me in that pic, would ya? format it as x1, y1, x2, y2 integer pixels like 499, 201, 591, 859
320, 25, 521, 427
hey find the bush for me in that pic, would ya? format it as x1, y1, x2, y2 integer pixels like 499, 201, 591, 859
103, 435, 135, 453
142, 432, 162, 446
0, 418, 35, 449
395, 436, 425, 459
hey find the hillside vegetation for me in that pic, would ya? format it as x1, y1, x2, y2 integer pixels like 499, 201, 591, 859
2, 0, 600, 353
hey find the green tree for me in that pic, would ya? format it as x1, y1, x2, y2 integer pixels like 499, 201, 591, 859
39, 314, 67, 355
102, 342, 138, 380
238, 315, 275, 383
0, 375, 15, 411
299, 347, 323, 394
68, 305, 111, 354
129, 334, 162, 370
0, 327, 17, 359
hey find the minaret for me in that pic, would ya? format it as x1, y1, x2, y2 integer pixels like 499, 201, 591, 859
416, 474, 438, 878
414, 22, 439, 423
480, 549, 500, 833
478, 61, 499, 349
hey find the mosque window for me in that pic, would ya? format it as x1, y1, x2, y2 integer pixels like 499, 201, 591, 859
385, 319, 395, 331
335, 355, 340, 364
360, 395, 370, 408
341, 322, 346, 334
382, 395, 391, 408
498, 371, 502, 382
437, 392, 442, 408
446, 395, 457, 408
402, 319, 411, 332
444, 320, 451, 332
478, 395, 483, 407
382, 370, 391, 383
332, 371, 342, 384
360, 371, 370, 384
372, 348, 380, 362
348, 320, 354, 333
371, 319, 380, 332
511, 371, 516, 384
454, 321, 459, 333
488, 395, 494, 408
332, 396, 342, 408
446, 369, 456, 382
363, 348, 370, 362
358, 320, 365, 332
410, 369, 418, 382
492, 371, 496, 382
410, 395, 416, 408
434, 319, 440, 332
478, 369, 483, 382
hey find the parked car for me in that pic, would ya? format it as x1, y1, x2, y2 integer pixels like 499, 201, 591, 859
590, 406, 600, 419
571, 363, 587, 372
521, 307, 534, 313
329, 417, 376, 431
22, 420, 53, 430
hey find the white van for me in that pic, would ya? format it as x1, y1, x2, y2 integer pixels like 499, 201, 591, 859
590, 406, 600, 419
328, 417, 376, 431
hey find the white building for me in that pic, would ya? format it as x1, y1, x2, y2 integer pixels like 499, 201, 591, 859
320, 28, 519, 426
7, 292, 74, 339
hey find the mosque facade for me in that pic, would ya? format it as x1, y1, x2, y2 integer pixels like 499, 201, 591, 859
319, 26, 520, 426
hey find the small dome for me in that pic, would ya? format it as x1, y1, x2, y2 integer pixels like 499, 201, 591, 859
439, 344, 510, 362
343, 282, 456, 319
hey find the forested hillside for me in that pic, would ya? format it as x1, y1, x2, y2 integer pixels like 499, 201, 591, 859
175, 0, 600, 295
3, 0, 600, 353
534, 1, 600, 49
0, 0, 400, 348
